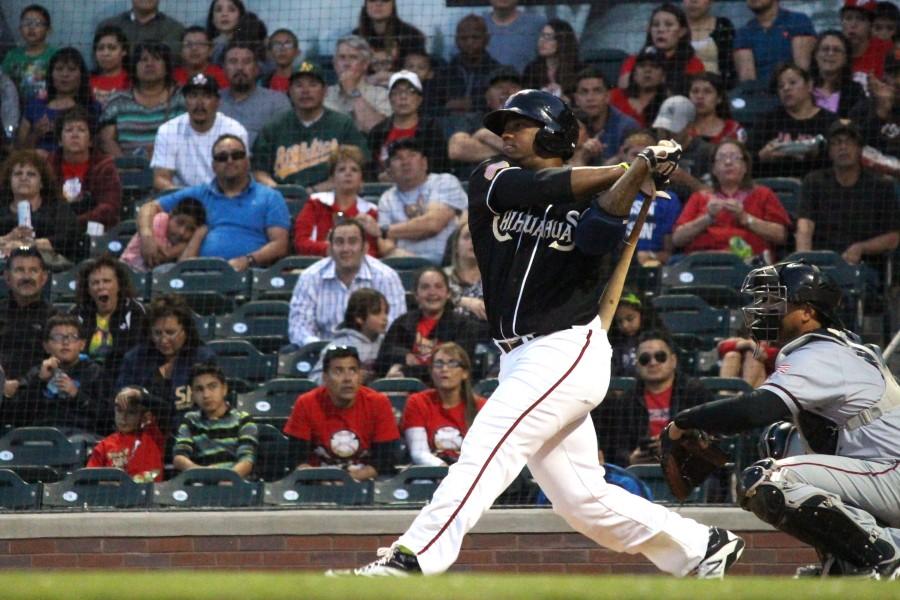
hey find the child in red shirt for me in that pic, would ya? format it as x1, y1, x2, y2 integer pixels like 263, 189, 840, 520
87, 392, 164, 482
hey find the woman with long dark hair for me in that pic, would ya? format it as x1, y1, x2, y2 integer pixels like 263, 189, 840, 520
686, 72, 746, 144
206, 0, 246, 65
90, 25, 130, 107
353, 0, 426, 70
609, 47, 669, 127
522, 19, 583, 100
809, 30, 866, 118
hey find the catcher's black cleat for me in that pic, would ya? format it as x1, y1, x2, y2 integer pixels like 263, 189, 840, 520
693, 527, 745, 579
325, 544, 421, 577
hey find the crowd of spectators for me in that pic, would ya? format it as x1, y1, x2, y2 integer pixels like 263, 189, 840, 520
0, 0, 897, 493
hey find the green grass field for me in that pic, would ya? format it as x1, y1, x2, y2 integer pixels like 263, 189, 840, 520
1, 573, 899, 599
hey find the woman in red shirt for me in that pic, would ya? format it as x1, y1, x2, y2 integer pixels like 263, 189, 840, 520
608, 47, 668, 127
90, 25, 130, 107
401, 342, 486, 466
292, 146, 379, 256
687, 72, 746, 144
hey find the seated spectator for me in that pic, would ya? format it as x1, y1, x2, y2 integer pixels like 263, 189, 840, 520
482, 0, 544, 74
173, 26, 228, 89
608, 289, 660, 378
87, 390, 164, 482
140, 134, 289, 271
849, 49, 900, 162
5, 314, 110, 434
70, 255, 147, 378
17, 47, 101, 155
283, 345, 400, 481
797, 119, 900, 272
263, 29, 300, 92
0, 246, 53, 388
288, 218, 406, 346
571, 67, 639, 165
749, 63, 838, 179
444, 222, 485, 321
402, 342, 486, 466
687, 73, 747, 144
49, 106, 122, 230
353, 0, 427, 70
0, 149, 82, 265
873, 2, 899, 41
206, 0, 245, 66
841, 0, 891, 82
293, 146, 378, 257
309, 288, 390, 384
446, 66, 523, 166
810, 31, 866, 118
445, 14, 502, 115
375, 266, 483, 381
116, 294, 216, 436
219, 42, 290, 146
228, 12, 269, 72
90, 25, 130, 107
402, 49, 448, 118
618, 4, 704, 96
151, 73, 248, 190
523, 19, 582, 101
325, 35, 390, 135
252, 61, 369, 192
1, 4, 56, 103
366, 45, 394, 88
97, 0, 185, 55
121, 197, 206, 272
673, 140, 790, 260
608, 46, 668, 128
98, 40, 186, 159
684, 0, 737, 88
733, 0, 815, 84
377, 139, 466, 264
172, 362, 257, 477
651, 95, 714, 200
367, 71, 449, 180
594, 330, 713, 467
717, 328, 777, 389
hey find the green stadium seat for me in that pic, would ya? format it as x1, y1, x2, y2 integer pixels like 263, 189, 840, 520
660, 252, 750, 309
153, 468, 262, 508
274, 185, 309, 221
253, 424, 296, 482
370, 377, 427, 421
0, 427, 85, 484
207, 339, 277, 384
0, 469, 41, 510
373, 465, 448, 506
756, 177, 802, 217
151, 258, 249, 315
42, 467, 151, 509
277, 341, 331, 378
214, 300, 290, 354
89, 219, 137, 258
581, 47, 629, 89
251, 255, 320, 301
263, 467, 372, 506
652, 294, 731, 345
235, 377, 316, 425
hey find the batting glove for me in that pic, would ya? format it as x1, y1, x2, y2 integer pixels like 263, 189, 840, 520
637, 140, 683, 180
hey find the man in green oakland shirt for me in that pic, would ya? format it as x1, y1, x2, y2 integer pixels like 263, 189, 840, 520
251, 61, 369, 193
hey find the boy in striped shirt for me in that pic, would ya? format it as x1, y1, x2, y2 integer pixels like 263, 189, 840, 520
172, 363, 257, 478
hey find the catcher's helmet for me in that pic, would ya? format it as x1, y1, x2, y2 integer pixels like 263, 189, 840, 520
483, 89, 578, 159
741, 260, 843, 342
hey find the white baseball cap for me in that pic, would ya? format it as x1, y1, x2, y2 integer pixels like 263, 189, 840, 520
652, 95, 696, 135
388, 70, 423, 93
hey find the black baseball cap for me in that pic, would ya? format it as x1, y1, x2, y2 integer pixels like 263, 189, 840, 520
387, 137, 424, 161
635, 45, 665, 66
183, 72, 219, 96
827, 118, 863, 144
323, 345, 360, 369
487, 65, 523, 87
290, 61, 326, 85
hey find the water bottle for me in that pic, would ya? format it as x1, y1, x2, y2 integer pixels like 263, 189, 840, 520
46, 367, 62, 396
16, 201, 32, 229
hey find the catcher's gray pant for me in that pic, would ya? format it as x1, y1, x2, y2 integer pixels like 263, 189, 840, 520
767, 455, 900, 556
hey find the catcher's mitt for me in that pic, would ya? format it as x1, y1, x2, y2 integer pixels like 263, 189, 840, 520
659, 424, 729, 501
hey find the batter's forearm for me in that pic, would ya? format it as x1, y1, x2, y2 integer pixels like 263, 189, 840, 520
569, 164, 630, 206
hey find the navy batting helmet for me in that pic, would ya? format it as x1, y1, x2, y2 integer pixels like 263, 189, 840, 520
483, 89, 579, 160
741, 260, 843, 342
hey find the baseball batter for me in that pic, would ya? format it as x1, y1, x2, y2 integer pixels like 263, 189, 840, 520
333, 89, 744, 578
667, 261, 900, 578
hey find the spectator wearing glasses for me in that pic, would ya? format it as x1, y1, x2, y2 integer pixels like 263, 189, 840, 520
810, 31, 866, 119
284, 344, 400, 481
173, 27, 228, 90
139, 133, 289, 272
325, 35, 391, 135
86, 391, 164, 482
401, 342, 486, 466
2, 4, 56, 104
263, 29, 301, 93
593, 330, 713, 467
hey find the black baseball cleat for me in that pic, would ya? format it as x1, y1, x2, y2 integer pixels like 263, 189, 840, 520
325, 544, 421, 577
693, 527, 745, 579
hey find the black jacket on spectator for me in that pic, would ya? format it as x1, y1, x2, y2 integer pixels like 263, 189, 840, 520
70, 297, 147, 380
710, 17, 737, 89
4, 357, 112, 434
832, 79, 866, 119
748, 106, 838, 179
0, 200, 83, 264
443, 53, 502, 115
850, 99, 900, 158
367, 116, 449, 178
592, 373, 713, 467
373, 308, 485, 381
0, 297, 54, 380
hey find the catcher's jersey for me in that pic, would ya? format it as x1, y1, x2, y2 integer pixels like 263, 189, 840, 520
467, 157, 613, 340
760, 332, 900, 460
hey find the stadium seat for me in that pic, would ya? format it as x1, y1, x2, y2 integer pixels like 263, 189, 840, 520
361, 182, 391, 199
50, 266, 80, 304
370, 377, 427, 421
151, 258, 249, 315
0, 427, 85, 483
214, 300, 291, 354
235, 378, 316, 425
252, 255, 320, 301
115, 156, 153, 218
626, 262, 661, 298
728, 81, 778, 131
699, 376, 753, 398
207, 339, 277, 386
381, 256, 434, 291
474, 378, 498, 398
89, 219, 137, 258
42, 468, 151, 509
652, 294, 731, 345
274, 185, 308, 221
193, 312, 214, 341
756, 177, 802, 218
581, 47, 629, 90
253, 424, 296, 482
0, 469, 41, 510
263, 467, 372, 506
660, 252, 750, 309
153, 468, 262, 508
373, 465, 448, 506
277, 341, 331, 378
625, 464, 707, 504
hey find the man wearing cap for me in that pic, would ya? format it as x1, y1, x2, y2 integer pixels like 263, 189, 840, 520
325, 35, 390, 135
367, 70, 449, 179
734, 0, 816, 84
220, 42, 291, 146
447, 66, 523, 164
797, 119, 899, 271
283, 344, 400, 482
376, 138, 466, 263
651, 95, 713, 200
841, 0, 892, 82
151, 73, 248, 191
252, 60, 369, 192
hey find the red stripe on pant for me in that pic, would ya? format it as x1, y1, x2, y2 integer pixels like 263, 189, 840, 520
418, 329, 594, 556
